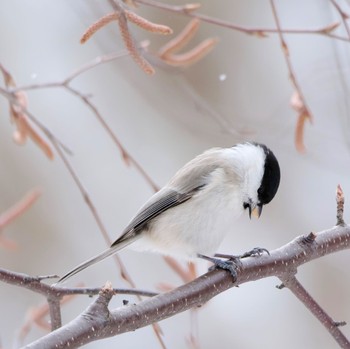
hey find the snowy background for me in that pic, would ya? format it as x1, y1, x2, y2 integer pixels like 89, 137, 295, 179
1, 0, 350, 348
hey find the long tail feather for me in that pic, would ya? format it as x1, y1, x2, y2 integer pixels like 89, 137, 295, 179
54, 236, 137, 285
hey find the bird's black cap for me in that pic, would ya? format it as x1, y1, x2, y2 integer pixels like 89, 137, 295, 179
255, 143, 280, 205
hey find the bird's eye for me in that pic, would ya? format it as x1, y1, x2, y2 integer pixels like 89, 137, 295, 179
243, 202, 250, 210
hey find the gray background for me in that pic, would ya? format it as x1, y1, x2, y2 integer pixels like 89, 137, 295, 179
1, 1, 350, 348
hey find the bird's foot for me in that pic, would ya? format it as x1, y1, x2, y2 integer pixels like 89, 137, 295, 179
198, 248, 268, 281
198, 254, 241, 282
215, 247, 269, 260
239, 247, 270, 258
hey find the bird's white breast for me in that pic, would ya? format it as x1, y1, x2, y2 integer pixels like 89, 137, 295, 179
132, 167, 244, 258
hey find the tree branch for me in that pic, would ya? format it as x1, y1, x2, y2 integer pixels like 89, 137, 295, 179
269, 0, 313, 153
278, 275, 349, 349
0, 268, 157, 298
24, 224, 350, 349
135, 0, 347, 41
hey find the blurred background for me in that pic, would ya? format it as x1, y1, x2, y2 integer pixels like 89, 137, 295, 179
1, 0, 350, 348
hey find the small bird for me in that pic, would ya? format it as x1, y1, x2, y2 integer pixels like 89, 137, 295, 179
57, 142, 280, 283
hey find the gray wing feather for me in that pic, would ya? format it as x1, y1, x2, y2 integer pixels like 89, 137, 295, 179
56, 189, 196, 284
56, 148, 226, 283
112, 149, 225, 247
111, 187, 202, 247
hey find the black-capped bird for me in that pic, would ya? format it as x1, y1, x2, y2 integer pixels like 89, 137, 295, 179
56, 142, 280, 283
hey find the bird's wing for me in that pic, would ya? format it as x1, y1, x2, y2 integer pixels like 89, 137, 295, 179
111, 149, 228, 247
56, 179, 208, 284
111, 186, 204, 247
56, 188, 203, 284
56, 149, 229, 284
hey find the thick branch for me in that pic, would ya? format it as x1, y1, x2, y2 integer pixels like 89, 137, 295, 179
25, 224, 350, 349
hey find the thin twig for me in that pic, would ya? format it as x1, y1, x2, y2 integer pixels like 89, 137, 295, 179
7, 51, 159, 192
66, 85, 159, 192
270, 0, 313, 153
1, 94, 140, 289
0, 267, 157, 298
50, 139, 111, 246
278, 275, 349, 349
48, 137, 143, 292
135, 0, 348, 41
0, 64, 54, 159
269, 1, 307, 100
0, 85, 72, 155
1, 60, 163, 345
80, 2, 171, 73
330, 0, 350, 40
50, 125, 163, 347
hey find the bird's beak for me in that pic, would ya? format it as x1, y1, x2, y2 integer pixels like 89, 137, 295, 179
249, 205, 262, 219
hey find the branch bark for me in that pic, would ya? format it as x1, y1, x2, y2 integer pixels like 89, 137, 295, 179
24, 224, 350, 349
0, 268, 157, 298
279, 275, 349, 348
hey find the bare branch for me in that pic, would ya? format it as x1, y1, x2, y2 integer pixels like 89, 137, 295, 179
270, 1, 313, 153
278, 276, 349, 349
330, 0, 350, 40
6, 51, 159, 192
80, 0, 173, 74
0, 85, 72, 155
65, 85, 159, 192
0, 267, 157, 298
1, 60, 163, 345
0, 64, 55, 159
0, 88, 152, 298
135, 0, 348, 41
47, 298, 62, 330
25, 224, 350, 348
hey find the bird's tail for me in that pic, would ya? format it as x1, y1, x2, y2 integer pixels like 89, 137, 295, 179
54, 236, 137, 285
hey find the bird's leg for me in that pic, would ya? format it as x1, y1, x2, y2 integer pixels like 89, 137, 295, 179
197, 254, 241, 281
214, 252, 240, 259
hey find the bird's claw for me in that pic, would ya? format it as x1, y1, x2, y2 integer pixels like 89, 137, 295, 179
198, 253, 240, 281
199, 247, 268, 282
208, 258, 239, 281
239, 247, 269, 258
